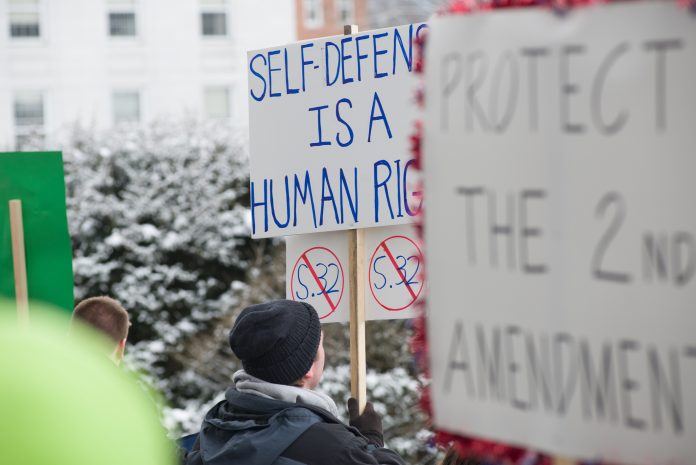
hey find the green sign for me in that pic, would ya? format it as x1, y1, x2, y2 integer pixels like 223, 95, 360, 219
0, 152, 74, 312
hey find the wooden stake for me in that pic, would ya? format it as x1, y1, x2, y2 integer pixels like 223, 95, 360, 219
9, 200, 29, 323
348, 228, 367, 412
344, 22, 366, 413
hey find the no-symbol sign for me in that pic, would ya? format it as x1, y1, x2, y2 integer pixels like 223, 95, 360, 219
290, 246, 345, 320
369, 235, 423, 311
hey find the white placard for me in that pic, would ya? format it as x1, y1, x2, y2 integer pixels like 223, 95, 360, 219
364, 225, 423, 321
423, 3, 696, 465
248, 23, 427, 238
286, 231, 349, 324
286, 225, 423, 322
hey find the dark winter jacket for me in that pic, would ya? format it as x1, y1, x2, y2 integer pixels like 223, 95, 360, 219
185, 388, 407, 465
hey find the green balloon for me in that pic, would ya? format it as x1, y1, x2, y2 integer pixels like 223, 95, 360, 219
0, 301, 176, 465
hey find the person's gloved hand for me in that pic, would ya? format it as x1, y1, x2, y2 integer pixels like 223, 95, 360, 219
347, 398, 384, 447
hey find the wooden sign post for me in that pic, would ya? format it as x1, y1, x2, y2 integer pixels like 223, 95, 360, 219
9, 199, 29, 323
344, 23, 368, 414
348, 227, 367, 412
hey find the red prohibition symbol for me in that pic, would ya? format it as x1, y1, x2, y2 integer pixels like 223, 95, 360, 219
290, 246, 345, 319
368, 235, 424, 311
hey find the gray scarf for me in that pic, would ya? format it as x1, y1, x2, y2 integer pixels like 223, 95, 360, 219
232, 369, 339, 417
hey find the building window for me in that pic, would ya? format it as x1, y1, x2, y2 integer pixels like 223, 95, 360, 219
200, 0, 227, 37
14, 91, 45, 149
204, 86, 230, 119
108, 0, 137, 37
336, 0, 354, 24
14, 91, 44, 126
109, 13, 136, 36
303, 0, 324, 29
8, 0, 41, 39
112, 91, 140, 124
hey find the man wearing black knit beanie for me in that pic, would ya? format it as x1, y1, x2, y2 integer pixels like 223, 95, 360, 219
186, 299, 406, 465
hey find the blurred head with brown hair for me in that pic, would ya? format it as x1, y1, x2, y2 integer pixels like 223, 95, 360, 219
72, 296, 130, 365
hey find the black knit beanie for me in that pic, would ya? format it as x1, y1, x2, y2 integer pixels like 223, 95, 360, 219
228, 300, 321, 385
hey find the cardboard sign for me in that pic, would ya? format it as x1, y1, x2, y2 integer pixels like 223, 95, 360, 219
0, 152, 74, 312
423, 3, 696, 464
248, 23, 427, 238
286, 224, 422, 322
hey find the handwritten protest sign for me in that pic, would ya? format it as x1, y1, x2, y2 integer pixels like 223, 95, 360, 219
248, 24, 426, 238
365, 225, 422, 320
287, 224, 422, 322
0, 152, 74, 313
287, 231, 349, 323
423, 3, 696, 464
291, 246, 345, 317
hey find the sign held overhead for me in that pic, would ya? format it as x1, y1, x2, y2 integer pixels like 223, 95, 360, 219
248, 23, 427, 238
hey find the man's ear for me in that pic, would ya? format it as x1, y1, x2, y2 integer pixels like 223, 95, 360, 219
298, 370, 311, 388
299, 362, 318, 388
112, 338, 126, 366
302, 360, 321, 389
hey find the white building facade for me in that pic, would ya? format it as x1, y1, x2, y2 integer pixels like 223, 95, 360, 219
0, 0, 296, 150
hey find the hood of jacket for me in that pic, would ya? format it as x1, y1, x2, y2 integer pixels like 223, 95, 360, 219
191, 387, 338, 465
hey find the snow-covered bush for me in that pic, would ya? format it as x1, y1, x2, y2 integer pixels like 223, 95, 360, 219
63, 120, 277, 401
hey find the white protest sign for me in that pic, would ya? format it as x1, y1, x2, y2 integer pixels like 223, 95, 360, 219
248, 24, 427, 238
286, 231, 349, 324
423, 3, 696, 464
287, 225, 423, 322
365, 225, 422, 320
